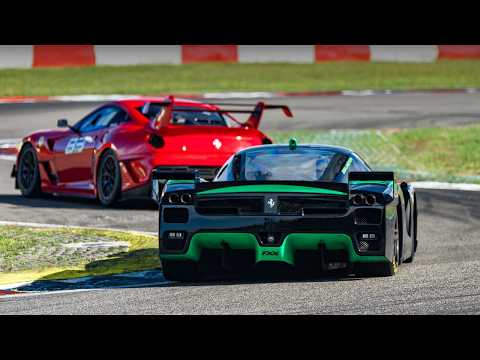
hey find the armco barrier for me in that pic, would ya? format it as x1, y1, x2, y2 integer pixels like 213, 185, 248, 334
0, 45, 479, 68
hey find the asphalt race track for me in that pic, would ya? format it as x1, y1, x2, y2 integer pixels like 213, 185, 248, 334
1, 93, 480, 314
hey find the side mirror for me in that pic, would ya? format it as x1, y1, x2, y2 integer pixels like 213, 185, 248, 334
57, 119, 69, 128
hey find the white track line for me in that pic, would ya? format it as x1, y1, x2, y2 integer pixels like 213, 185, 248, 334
203, 92, 276, 99
0, 155, 16, 161
411, 181, 480, 192
0, 281, 35, 290
51, 94, 143, 102
0, 140, 19, 161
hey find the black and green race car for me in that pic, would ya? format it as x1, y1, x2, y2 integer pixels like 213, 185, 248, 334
153, 139, 418, 281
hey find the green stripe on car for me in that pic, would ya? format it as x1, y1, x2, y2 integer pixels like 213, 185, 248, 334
197, 184, 347, 196
341, 157, 353, 174
350, 180, 393, 186
166, 180, 196, 185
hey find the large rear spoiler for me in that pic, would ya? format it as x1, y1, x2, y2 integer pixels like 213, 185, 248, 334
142, 96, 293, 129
152, 169, 199, 182
151, 169, 199, 202
348, 172, 394, 182
348, 171, 395, 193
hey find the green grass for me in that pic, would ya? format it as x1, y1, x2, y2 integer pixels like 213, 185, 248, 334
270, 125, 480, 183
0, 226, 159, 285
2, 61, 480, 97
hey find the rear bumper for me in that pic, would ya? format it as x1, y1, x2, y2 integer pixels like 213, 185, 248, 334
159, 206, 393, 266
160, 232, 388, 265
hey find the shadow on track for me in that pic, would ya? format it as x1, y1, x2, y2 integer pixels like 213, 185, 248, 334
17, 249, 362, 293
0, 194, 158, 210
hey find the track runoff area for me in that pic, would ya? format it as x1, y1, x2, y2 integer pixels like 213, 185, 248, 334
1, 92, 480, 314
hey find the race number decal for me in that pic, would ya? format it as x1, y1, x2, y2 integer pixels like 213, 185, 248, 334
65, 137, 86, 154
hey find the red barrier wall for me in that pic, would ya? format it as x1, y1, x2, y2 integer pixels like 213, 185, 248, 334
438, 45, 480, 60
315, 45, 370, 62
33, 45, 96, 67
181, 45, 238, 63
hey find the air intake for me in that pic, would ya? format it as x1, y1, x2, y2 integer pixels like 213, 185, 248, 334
163, 208, 189, 223
354, 208, 383, 225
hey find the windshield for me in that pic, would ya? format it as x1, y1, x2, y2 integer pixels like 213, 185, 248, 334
139, 105, 229, 127
243, 148, 348, 182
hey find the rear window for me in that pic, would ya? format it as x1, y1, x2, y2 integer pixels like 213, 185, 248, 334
243, 148, 348, 182
138, 105, 228, 127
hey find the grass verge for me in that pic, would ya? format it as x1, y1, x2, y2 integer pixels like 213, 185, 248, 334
270, 125, 480, 183
0, 226, 158, 285
1, 61, 480, 97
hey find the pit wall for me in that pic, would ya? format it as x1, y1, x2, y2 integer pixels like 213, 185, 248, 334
0, 45, 479, 69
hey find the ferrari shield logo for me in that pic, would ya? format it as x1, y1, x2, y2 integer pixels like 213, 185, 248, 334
212, 139, 222, 150
267, 198, 275, 209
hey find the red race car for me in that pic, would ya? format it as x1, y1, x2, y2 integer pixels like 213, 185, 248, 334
11, 96, 292, 206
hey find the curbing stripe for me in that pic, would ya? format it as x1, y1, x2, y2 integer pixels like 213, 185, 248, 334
370, 45, 438, 63
182, 45, 238, 63
0, 88, 480, 105
33, 45, 95, 68
0, 140, 19, 161
2, 45, 480, 69
0, 290, 20, 295
315, 45, 370, 62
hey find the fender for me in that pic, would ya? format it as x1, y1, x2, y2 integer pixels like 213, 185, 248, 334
398, 182, 416, 262
400, 182, 415, 237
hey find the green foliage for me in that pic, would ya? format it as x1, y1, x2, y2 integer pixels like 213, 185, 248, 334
0, 226, 159, 280
271, 125, 480, 183
1, 61, 480, 96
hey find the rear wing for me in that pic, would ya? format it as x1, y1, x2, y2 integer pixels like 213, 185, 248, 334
151, 169, 199, 203
348, 171, 395, 193
141, 96, 293, 129
152, 169, 199, 182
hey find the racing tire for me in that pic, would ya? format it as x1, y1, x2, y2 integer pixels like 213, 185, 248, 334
17, 144, 42, 197
404, 195, 418, 264
354, 215, 400, 277
162, 260, 201, 282
97, 150, 121, 207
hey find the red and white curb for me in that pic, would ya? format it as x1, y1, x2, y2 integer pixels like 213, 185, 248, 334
0, 290, 21, 296
0, 139, 19, 161
1, 45, 480, 69
0, 88, 479, 105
